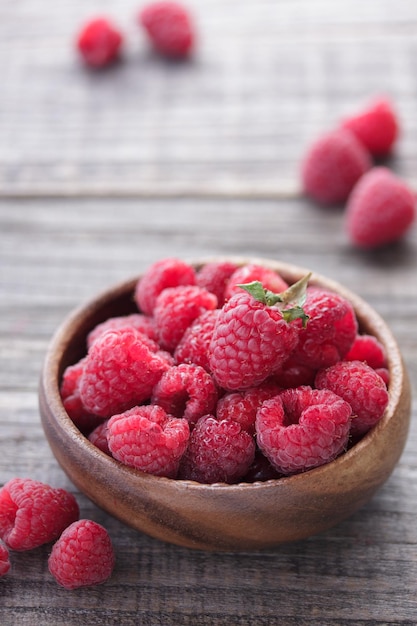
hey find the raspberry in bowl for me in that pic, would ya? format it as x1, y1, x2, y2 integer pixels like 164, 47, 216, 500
39, 257, 411, 551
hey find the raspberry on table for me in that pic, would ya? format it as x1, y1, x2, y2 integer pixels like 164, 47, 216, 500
178, 415, 256, 484
139, 1, 195, 58
196, 261, 239, 307
224, 264, 288, 301
0, 478, 79, 551
340, 97, 399, 158
107, 405, 190, 477
174, 309, 220, 371
48, 519, 115, 590
345, 167, 416, 249
216, 381, 281, 435
87, 313, 157, 349
76, 17, 123, 68
151, 363, 218, 427
345, 333, 387, 370
134, 257, 196, 316
315, 360, 389, 437
256, 387, 352, 475
301, 127, 371, 205
0, 540, 11, 577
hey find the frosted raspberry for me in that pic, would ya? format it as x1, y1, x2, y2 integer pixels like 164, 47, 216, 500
107, 405, 190, 477
224, 264, 288, 301
345, 167, 416, 249
154, 285, 217, 351
301, 128, 371, 205
0, 540, 10, 577
134, 257, 196, 316
79, 328, 170, 418
256, 387, 352, 475
88, 420, 112, 456
345, 333, 387, 370
48, 520, 115, 590
87, 313, 157, 349
178, 415, 256, 484
174, 309, 220, 371
139, 1, 195, 58
0, 478, 79, 551
340, 97, 399, 157
315, 360, 389, 437
196, 261, 238, 307
60, 358, 103, 434
76, 17, 123, 68
151, 363, 218, 427
216, 381, 281, 435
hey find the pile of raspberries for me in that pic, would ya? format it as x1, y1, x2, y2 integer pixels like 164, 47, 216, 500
60, 257, 390, 485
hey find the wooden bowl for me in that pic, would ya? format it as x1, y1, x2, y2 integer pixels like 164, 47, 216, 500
38, 257, 411, 551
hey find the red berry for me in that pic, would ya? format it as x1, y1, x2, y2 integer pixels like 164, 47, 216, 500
0, 540, 11, 577
0, 478, 79, 551
216, 381, 281, 435
340, 97, 399, 157
315, 360, 389, 437
196, 261, 239, 307
76, 17, 123, 68
174, 309, 220, 371
139, 1, 194, 58
256, 387, 352, 475
88, 420, 112, 456
135, 257, 196, 316
60, 357, 103, 434
87, 313, 157, 349
301, 128, 371, 205
48, 520, 115, 590
107, 405, 190, 477
344, 333, 387, 370
224, 264, 288, 301
345, 167, 416, 249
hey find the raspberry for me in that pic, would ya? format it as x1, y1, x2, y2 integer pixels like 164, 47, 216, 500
301, 128, 371, 205
87, 313, 157, 349
178, 415, 256, 484
196, 261, 238, 307
139, 1, 194, 58
224, 264, 288, 301
60, 358, 103, 434
274, 362, 316, 389
76, 17, 123, 68
340, 97, 399, 157
48, 520, 115, 590
375, 368, 390, 386
151, 363, 218, 427
345, 167, 416, 249
315, 360, 389, 437
216, 381, 281, 435
0, 540, 11, 577
0, 478, 79, 551
79, 328, 170, 417
107, 405, 190, 477
134, 257, 196, 316
154, 285, 218, 351
88, 420, 112, 456
345, 333, 387, 370
243, 451, 282, 482
256, 387, 352, 475
174, 309, 220, 371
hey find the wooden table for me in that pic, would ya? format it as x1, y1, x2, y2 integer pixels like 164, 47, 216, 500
1, 1, 416, 624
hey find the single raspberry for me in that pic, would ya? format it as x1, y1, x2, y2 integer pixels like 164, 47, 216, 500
151, 363, 218, 427
301, 128, 371, 205
256, 387, 352, 475
340, 97, 399, 157
0, 540, 11, 577
196, 261, 238, 307
345, 333, 387, 370
48, 520, 115, 590
79, 328, 170, 418
375, 368, 390, 386
76, 17, 123, 68
289, 287, 358, 370
178, 415, 256, 484
154, 285, 218, 351
345, 167, 416, 249
134, 257, 196, 316
0, 478, 79, 551
107, 405, 190, 477
315, 360, 389, 437
216, 381, 281, 435
174, 309, 220, 371
60, 358, 103, 434
87, 313, 157, 349
139, 1, 194, 58
224, 264, 288, 301
88, 420, 112, 456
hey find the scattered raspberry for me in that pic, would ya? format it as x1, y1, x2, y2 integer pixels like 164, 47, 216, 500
0, 478, 79, 551
0, 540, 10, 577
256, 387, 352, 475
60, 358, 103, 434
154, 285, 217, 351
315, 360, 389, 437
48, 519, 115, 590
107, 405, 190, 477
345, 333, 387, 370
151, 363, 218, 427
87, 313, 157, 349
139, 1, 194, 58
340, 97, 399, 158
79, 328, 170, 417
134, 257, 196, 316
76, 17, 123, 68
345, 167, 416, 249
224, 264, 288, 301
216, 381, 281, 435
88, 420, 112, 456
178, 415, 256, 483
196, 261, 238, 307
174, 309, 220, 371
301, 128, 371, 205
